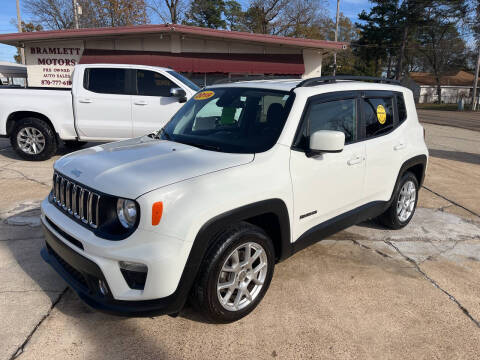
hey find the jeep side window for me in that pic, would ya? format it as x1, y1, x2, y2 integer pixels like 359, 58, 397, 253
363, 97, 394, 138
307, 99, 357, 144
136, 70, 176, 97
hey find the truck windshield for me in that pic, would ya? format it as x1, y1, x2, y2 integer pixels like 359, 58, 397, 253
166, 71, 200, 92
159, 87, 294, 154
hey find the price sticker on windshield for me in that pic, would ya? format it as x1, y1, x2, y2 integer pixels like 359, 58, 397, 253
194, 91, 215, 101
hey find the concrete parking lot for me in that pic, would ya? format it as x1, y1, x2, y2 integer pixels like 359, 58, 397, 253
1, 119, 479, 359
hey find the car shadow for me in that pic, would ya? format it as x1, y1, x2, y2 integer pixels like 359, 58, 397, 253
355, 219, 387, 230
0, 142, 102, 161
2, 206, 66, 304
429, 148, 480, 165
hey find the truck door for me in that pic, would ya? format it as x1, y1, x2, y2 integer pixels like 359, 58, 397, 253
74, 67, 133, 140
131, 69, 186, 137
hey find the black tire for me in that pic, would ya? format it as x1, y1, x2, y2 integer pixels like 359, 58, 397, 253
10, 117, 57, 161
190, 222, 275, 323
64, 140, 87, 150
378, 171, 419, 229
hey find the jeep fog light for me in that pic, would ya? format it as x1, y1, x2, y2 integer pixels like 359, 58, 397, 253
119, 261, 148, 290
98, 279, 109, 296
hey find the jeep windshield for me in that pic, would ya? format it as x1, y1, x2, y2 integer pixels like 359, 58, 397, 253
159, 87, 294, 153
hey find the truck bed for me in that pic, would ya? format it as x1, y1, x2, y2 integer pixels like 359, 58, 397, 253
0, 87, 77, 140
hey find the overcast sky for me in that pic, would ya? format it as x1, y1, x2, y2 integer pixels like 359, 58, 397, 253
0, 0, 372, 62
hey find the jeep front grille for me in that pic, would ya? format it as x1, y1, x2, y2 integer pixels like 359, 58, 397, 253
52, 172, 101, 229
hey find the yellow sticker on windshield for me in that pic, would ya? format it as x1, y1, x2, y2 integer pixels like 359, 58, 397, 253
194, 91, 215, 101
377, 104, 387, 124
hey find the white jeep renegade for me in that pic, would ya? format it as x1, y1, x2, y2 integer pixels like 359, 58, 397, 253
41, 76, 428, 322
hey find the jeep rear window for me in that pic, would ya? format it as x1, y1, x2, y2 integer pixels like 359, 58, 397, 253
363, 97, 394, 138
159, 87, 294, 153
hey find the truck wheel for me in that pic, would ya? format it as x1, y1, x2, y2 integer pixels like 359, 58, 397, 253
378, 171, 419, 229
191, 222, 275, 323
64, 140, 87, 150
10, 117, 57, 161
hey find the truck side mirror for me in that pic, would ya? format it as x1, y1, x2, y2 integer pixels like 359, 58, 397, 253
308, 130, 345, 157
170, 87, 187, 103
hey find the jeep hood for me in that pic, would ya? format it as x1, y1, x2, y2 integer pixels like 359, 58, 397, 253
54, 136, 254, 199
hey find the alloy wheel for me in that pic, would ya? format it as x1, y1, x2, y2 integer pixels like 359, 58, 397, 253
397, 180, 416, 222
17, 127, 46, 155
217, 242, 268, 312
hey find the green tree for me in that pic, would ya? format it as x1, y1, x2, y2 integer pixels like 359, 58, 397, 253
14, 22, 43, 64
321, 15, 359, 76
415, 1, 469, 102
355, 0, 405, 77
184, 0, 226, 29
224, 0, 245, 31
355, 0, 468, 81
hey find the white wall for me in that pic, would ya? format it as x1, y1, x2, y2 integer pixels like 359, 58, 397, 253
84, 35, 304, 56
419, 86, 474, 104
302, 49, 323, 78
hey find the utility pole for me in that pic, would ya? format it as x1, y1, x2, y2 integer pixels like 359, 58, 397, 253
72, 0, 79, 29
16, 0, 25, 64
333, 0, 340, 76
473, 44, 480, 111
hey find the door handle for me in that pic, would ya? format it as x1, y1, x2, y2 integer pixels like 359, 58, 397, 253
347, 154, 362, 166
134, 100, 148, 106
78, 98, 93, 103
394, 142, 406, 151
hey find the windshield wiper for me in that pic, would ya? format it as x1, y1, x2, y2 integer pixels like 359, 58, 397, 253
156, 128, 171, 140
178, 141, 221, 152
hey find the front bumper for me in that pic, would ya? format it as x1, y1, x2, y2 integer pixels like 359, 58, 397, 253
41, 221, 185, 317
40, 196, 196, 317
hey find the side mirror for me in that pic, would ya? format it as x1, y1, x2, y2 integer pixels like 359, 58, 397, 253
170, 87, 187, 103
308, 130, 345, 157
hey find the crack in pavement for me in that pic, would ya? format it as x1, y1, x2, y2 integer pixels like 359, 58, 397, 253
9, 287, 69, 360
0, 167, 50, 188
422, 185, 480, 218
384, 240, 480, 329
420, 240, 461, 264
0, 237, 45, 242
351, 239, 393, 259
0, 289, 64, 294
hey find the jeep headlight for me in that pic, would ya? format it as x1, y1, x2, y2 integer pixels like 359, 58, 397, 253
117, 198, 138, 229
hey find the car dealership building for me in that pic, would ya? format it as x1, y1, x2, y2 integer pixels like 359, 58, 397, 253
0, 24, 346, 88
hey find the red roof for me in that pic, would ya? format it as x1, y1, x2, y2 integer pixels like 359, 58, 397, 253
410, 71, 475, 86
0, 24, 347, 50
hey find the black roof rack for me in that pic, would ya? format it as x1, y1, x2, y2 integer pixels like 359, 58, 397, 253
296, 75, 401, 88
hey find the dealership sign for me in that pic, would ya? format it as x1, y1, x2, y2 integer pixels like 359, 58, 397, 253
25, 41, 84, 88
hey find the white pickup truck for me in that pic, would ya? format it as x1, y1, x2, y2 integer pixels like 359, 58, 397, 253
0, 63, 199, 160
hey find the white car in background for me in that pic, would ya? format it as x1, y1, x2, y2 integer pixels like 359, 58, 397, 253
40, 76, 428, 322
0, 63, 199, 160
